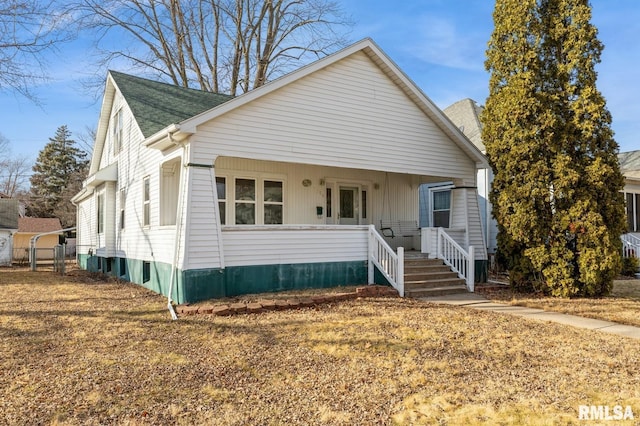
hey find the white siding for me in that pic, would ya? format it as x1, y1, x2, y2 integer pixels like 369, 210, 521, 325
464, 189, 488, 261
214, 157, 423, 226
190, 52, 475, 181
83, 89, 189, 268
222, 226, 369, 267
183, 165, 223, 270
76, 196, 95, 255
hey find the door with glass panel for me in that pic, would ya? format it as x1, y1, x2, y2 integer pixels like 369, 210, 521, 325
339, 186, 359, 225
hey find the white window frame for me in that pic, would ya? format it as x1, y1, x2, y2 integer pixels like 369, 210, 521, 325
143, 176, 150, 227
160, 158, 181, 226
97, 191, 105, 234
216, 176, 227, 225
626, 192, 640, 232
112, 108, 123, 155
119, 188, 125, 230
220, 172, 286, 225
430, 185, 454, 228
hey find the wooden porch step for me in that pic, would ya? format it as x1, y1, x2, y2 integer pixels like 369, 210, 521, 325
402, 255, 469, 298
404, 284, 469, 298
405, 277, 466, 290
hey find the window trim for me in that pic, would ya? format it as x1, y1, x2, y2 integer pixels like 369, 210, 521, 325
113, 108, 123, 155
626, 192, 640, 232
119, 188, 125, 230
218, 172, 286, 225
430, 185, 453, 228
97, 191, 105, 234
143, 176, 151, 227
216, 176, 227, 225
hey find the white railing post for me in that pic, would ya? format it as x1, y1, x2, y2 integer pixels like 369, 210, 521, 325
397, 246, 404, 297
467, 246, 475, 292
368, 225, 375, 284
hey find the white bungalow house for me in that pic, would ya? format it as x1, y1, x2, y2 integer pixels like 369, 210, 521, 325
72, 38, 488, 304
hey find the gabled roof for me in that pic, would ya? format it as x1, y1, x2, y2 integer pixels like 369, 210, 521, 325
18, 217, 62, 233
109, 71, 233, 139
171, 38, 488, 168
88, 71, 233, 175
443, 98, 485, 153
619, 150, 640, 180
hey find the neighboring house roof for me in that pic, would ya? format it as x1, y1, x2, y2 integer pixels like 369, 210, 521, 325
17, 217, 63, 234
443, 98, 485, 153
0, 192, 10, 198
619, 150, 640, 180
109, 71, 233, 139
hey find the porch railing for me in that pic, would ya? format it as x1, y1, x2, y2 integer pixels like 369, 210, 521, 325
436, 227, 475, 292
622, 233, 640, 258
368, 225, 404, 297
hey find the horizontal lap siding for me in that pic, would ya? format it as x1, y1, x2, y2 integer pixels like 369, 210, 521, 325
465, 189, 488, 261
191, 52, 474, 182
184, 166, 222, 269
222, 227, 369, 267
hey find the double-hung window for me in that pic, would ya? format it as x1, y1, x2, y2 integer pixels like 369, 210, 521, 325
235, 178, 256, 224
216, 177, 226, 225
432, 189, 451, 228
263, 180, 283, 224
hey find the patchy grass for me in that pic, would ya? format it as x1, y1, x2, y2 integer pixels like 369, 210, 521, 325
480, 279, 640, 328
1, 268, 639, 425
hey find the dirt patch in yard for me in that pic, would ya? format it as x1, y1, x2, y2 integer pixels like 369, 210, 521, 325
1, 268, 639, 425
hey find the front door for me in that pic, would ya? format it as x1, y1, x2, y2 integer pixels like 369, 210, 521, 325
339, 186, 359, 225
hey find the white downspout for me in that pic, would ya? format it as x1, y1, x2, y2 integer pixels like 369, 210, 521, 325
167, 138, 188, 320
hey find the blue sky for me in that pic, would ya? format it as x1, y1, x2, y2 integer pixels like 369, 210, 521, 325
0, 0, 638, 164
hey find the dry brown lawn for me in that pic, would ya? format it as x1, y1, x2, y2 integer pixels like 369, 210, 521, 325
1, 268, 639, 425
480, 279, 640, 328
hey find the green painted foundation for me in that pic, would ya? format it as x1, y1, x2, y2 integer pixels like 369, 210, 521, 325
78, 254, 368, 304
475, 260, 488, 283
76, 255, 488, 303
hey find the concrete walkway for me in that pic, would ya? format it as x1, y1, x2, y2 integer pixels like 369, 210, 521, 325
420, 293, 640, 340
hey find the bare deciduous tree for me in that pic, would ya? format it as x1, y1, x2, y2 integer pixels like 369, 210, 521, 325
0, 133, 31, 197
0, 0, 72, 100
74, 0, 352, 95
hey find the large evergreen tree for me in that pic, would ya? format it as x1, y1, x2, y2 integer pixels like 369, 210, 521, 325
30, 125, 89, 227
482, 0, 626, 297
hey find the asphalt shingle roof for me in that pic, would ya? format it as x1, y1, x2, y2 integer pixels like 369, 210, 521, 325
18, 218, 62, 233
109, 70, 234, 138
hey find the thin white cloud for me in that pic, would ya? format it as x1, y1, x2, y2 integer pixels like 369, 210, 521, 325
403, 15, 487, 71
